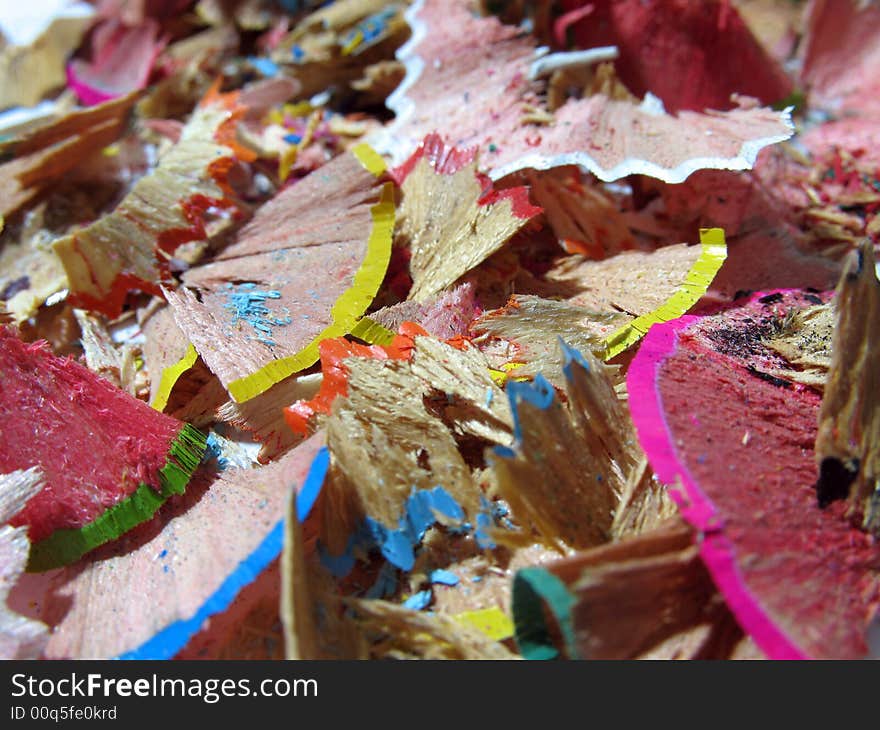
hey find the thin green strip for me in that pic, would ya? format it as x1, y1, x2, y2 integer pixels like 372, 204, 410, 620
512, 567, 579, 660
26, 424, 208, 572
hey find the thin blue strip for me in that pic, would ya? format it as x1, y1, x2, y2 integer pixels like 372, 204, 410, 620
117, 446, 330, 659
506, 374, 556, 442
297, 446, 329, 522
560, 339, 591, 382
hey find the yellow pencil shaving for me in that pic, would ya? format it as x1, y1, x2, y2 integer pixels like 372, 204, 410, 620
227, 181, 396, 402
489, 361, 528, 386
150, 343, 199, 412
603, 227, 727, 360
350, 316, 396, 345
351, 142, 388, 176
285, 101, 315, 117
341, 30, 364, 56
453, 607, 514, 642
279, 109, 323, 182
278, 146, 298, 182
488, 369, 508, 386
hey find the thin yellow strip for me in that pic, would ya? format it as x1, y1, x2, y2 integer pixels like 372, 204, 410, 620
285, 101, 315, 117
453, 607, 514, 642
350, 316, 396, 345
603, 227, 727, 360
227, 182, 396, 402
151, 343, 199, 412
341, 30, 363, 56
280, 109, 322, 182
489, 361, 528, 386
488, 368, 508, 386
351, 142, 388, 176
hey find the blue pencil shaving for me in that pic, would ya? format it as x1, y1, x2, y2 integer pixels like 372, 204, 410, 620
319, 486, 469, 575
223, 282, 292, 347
429, 569, 460, 586
340, 7, 397, 53
474, 512, 495, 549
248, 57, 279, 77
202, 432, 228, 470
319, 484, 515, 582
475, 496, 515, 549
560, 338, 593, 382
506, 374, 555, 442
402, 590, 433, 611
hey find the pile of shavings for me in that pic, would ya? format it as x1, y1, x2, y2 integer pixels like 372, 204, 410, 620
1, 0, 879, 661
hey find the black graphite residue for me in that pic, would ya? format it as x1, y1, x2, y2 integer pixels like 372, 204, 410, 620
815, 457, 859, 508
746, 365, 793, 389
705, 314, 782, 358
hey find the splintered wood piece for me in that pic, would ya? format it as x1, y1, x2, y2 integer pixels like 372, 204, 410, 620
369, 282, 481, 340
815, 242, 880, 533
0, 5, 93, 109
281, 489, 321, 660
407, 337, 513, 445
765, 303, 833, 391
0, 92, 138, 160
374, 0, 793, 183
0, 204, 69, 323
166, 145, 394, 402
320, 336, 511, 556
393, 134, 541, 302
0, 468, 49, 659
284, 327, 419, 438
345, 599, 519, 659
32, 433, 324, 659
54, 93, 247, 317
217, 373, 321, 462
627, 289, 880, 658
288, 330, 512, 443
471, 295, 626, 384
73, 309, 141, 396
271, 0, 410, 99
489, 342, 668, 551
512, 520, 756, 660
281, 476, 365, 661
0, 93, 137, 219
524, 167, 635, 257
474, 228, 727, 366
